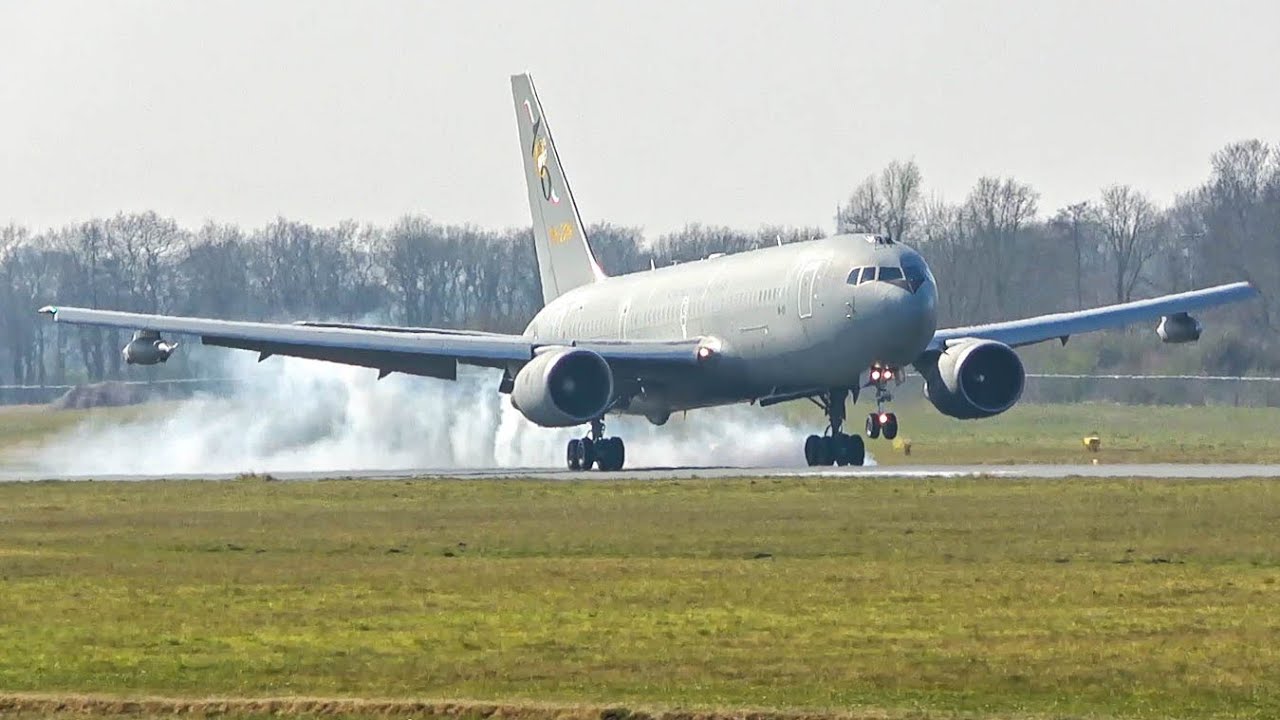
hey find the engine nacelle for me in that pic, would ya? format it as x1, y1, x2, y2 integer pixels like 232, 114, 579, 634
1157, 312, 1202, 343
510, 348, 614, 427
122, 330, 178, 365
919, 339, 1025, 420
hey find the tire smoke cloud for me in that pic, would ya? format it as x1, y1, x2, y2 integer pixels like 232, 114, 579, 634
33, 353, 863, 475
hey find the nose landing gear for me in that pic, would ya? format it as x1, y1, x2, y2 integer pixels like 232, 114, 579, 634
864, 365, 900, 441
803, 388, 866, 467
566, 417, 626, 472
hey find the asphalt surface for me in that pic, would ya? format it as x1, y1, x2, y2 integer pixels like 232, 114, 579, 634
3, 463, 1280, 482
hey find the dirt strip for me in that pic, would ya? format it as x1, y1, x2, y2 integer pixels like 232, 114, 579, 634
0, 694, 979, 720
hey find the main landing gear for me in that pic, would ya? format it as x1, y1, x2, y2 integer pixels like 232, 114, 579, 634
566, 417, 626, 472
803, 388, 866, 466
864, 365, 900, 441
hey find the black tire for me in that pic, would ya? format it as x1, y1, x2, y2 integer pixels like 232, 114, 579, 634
814, 436, 834, 466
581, 437, 597, 470
611, 437, 626, 471
847, 433, 866, 465
866, 413, 881, 439
566, 438, 582, 471
883, 413, 899, 441
804, 435, 822, 466
597, 437, 625, 471
833, 432, 850, 466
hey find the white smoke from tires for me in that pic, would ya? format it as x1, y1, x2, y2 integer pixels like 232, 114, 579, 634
33, 352, 871, 475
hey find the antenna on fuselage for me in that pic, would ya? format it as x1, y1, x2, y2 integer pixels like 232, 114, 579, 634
776, 234, 782, 247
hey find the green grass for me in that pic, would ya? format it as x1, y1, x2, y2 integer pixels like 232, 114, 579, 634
0, 404, 147, 462
2, 477, 1279, 718
779, 397, 1280, 464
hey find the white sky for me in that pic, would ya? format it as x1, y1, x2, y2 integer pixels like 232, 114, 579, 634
2, 0, 1277, 237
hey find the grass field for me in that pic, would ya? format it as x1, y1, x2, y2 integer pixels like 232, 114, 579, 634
0, 404, 147, 464
2, 477, 1279, 719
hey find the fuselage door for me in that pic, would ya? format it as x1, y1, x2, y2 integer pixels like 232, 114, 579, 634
797, 262, 821, 319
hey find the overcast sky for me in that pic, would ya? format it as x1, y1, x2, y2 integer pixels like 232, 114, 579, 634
2, 0, 1277, 237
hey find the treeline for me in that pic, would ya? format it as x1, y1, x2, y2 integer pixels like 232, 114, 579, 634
1, 139, 1276, 386
0, 216, 820, 384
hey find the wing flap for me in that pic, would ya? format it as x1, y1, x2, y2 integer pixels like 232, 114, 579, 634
205, 336, 459, 380
928, 282, 1258, 350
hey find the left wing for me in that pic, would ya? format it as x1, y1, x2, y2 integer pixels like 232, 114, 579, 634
37, 306, 709, 380
927, 281, 1259, 351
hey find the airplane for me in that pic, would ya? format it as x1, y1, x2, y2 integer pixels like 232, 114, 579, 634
38, 73, 1259, 471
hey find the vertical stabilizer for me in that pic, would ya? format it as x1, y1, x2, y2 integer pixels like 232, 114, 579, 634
512, 73, 604, 304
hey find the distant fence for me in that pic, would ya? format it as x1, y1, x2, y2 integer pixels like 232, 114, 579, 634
889, 373, 1280, 408
4, 374, 1280, 408
0, 379, 233, 407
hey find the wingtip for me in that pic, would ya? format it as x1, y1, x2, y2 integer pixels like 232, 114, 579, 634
37, 305, 57, 317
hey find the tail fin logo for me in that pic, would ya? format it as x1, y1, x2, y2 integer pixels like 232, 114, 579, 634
524, 100, 562, 205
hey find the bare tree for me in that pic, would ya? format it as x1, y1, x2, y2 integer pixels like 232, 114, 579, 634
1097, 184, 1159, 303
963, 176, 1039, 316
1050, 202, 1095, 309
836, 160, 922, 242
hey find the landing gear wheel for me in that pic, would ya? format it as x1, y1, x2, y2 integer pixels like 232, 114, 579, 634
566, 438, 583, 471
866, 413, 882, 439
804, 435, 822, 466
814, 436, 834, 466
882, 413, 899, 441
832, 433, 867, 467
847, 433, 866, 466
833, 433, 851, 466
580, 437, 596, 470
596, 437, 626, 471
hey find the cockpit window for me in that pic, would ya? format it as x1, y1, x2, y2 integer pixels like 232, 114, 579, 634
878, 267, 903, 282
847, 267, 876, 285
900, 254, 932, 293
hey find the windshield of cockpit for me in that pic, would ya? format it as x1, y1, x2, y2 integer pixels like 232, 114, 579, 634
846, 254, 932, 293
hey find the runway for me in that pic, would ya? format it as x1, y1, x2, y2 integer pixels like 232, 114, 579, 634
3, 463, 1280, 482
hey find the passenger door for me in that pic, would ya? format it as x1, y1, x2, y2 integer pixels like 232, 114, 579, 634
797, 261, 823, 319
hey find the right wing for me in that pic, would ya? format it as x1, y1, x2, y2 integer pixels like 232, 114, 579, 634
926, 282, 1259, 351
38, 306, 708, 380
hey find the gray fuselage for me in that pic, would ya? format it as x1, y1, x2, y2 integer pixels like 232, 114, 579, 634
523, 233, 938, 419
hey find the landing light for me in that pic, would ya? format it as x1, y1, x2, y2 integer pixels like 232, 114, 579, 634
878, 413, 889, 424
883, 369, 894, 380
870, 369, 881, 381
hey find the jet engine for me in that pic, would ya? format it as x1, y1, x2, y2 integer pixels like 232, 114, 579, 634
1157, 312, 1202, 343
919, 339, 1025, 419
510, 347, 614, 427
122, 330, 178, 365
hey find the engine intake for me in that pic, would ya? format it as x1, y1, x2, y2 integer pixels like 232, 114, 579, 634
511, 348, 614, 427
122, 330, 178, 365
1157, 313, 1202, 343
919, 339, 1024, 419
